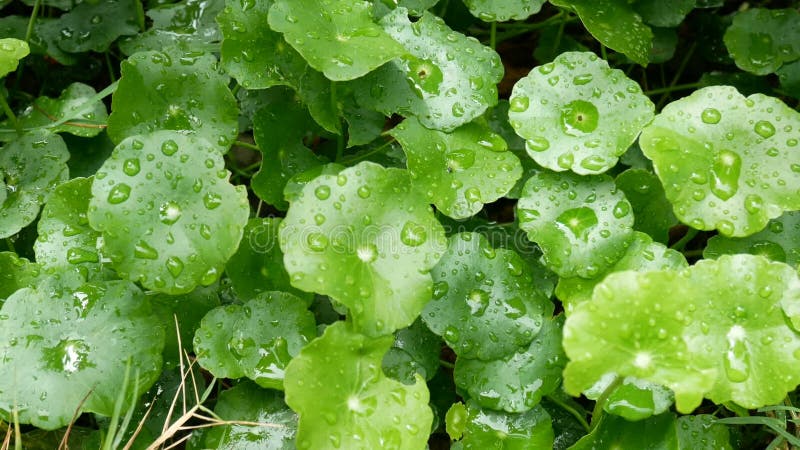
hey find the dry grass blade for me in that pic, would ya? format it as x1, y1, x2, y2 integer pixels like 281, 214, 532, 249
58, 388, 95, 450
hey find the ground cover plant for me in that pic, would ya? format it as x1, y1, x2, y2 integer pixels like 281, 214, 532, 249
1, 0, 800, 448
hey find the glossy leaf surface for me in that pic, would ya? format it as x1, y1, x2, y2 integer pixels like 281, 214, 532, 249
463, 0, 545, 22
569, 413, 678, 449
615, 168, 677, 244
39, 0, 139, 53
723, 8, 800, 75
0, 37, 29, 78
704, 211, 800, 267
456, 400, 554, 449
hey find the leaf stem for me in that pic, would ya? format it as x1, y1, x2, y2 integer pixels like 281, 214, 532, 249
439, 359, 455, 369
133, 0, 146, 32
600, 44, 607, 61
489, 22, 497, 50
234, 140, 260, 152
330, 81, 345, 161
590, 375, 622, 430
25, 0, 41, 43
338, 137, 396, 165
670, 228, 699, 251
545, 394, 590, 432
644, 82, 703, 96
656, 42, 696, 110
0, 91, 20, 134
104, 51, 117, 83
5, 238, 15, 254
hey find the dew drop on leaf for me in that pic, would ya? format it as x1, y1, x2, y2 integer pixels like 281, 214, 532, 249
107, 183, 131, 204
122, 158, 140, 176
753, 120, 776, 138
701, 108, 722, 124
133, 240, 159, 259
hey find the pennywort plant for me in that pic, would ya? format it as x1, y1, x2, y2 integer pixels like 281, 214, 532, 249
1, 0, 799, 449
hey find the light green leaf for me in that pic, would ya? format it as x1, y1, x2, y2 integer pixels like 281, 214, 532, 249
483, 100, 541, 199
563, 254, 800, 413
382, 318, 442, 384
267, 0, 406, 81
282, 162, 345, 205
556, 232, 687, 311
508, 52, 654, 175
284, 322, 433, 450
107, 50, 239, 154
454, 314, 565, 413
422, 232, 550, 359
0, 277, 164, 430
204, 381, 298, 450
194, 292, 316, 390
569, 413, 678, 449
391, 118, 522, 219
225, 218, 313, 303
462, 0, 545, 21
516, 171, 634, 278
615, 169, 677, 244
37, 0, 139, 53
88, 131, 250, 294
639, 86, 800, 237
633, 0, 694, 27
445, 402, 468, 441
0, 38, 29, 78
356, 8, 503, 132
0, 130, 69, 239
676, 415, 732, 450
377, 0, 439, 16
279, 161, 447, 337
584, 374, 674, 422
34, 177, 104, 276
251, 99, 324, 210
0, 251, 41, 302
723, 8, 800, 75
549, 0, 653, 66
458, 400, 554, 449
704, 211, 800, 268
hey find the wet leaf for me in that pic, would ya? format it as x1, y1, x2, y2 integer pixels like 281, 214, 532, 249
634, 0, 694, 28
777, 59, 800, 99
0, 37, 29, 78
0, 277, 163, 430
284, 322, 433, 450
87, 131, 249, 294
569, 412, 679, 449
508, 52, 654, 175
391, 118, 522, 219
37, 0, 139, 53
723, 8, 800, 75
639, 86, 800, 237
279, 161, 447, 337
0, 251, 41, 302
118, 0, 224, 55
462, 0, 545, 22
615, 169, 677, 244
677, 414, 732, 449
382, 318, 442, 384
704, 211, 800, 268
456, 400, 554, 449
584, 374, 674, 422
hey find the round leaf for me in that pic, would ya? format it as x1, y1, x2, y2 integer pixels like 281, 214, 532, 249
107, 50, 239, 154
225, 218, 313, 303
204, 381, 298, 450
458, 400, 554, 449
5, 83, 108, 139
267, 0, 406, 81
677, 415, 732, 450
0, 251, 41, 302
634, 0, 694, 27
284, 322, 433, 450
777, 59, 800, 99
194, 292, 316, 390
463, 0, 545, 22
88, 131, 250, 294
382, 319, 442, 384
584, 374, 674, 421
555, 232, 687, 311
639, 86, 800, 237
570, 413, 678, 449
508, 51, 655, 175
563, 254, 800, 413
391, 118, 522, 219
0, 130, 69, 239
0, 277, 164, 429
516, 171, 634, 278
723, 8, 800, 75
422, 232, 550, 359
150, 286, 219, 370
454, 315, 565, 413
704, 211, 800, 268
615, 168, 677, 244
355, 9, 503, 132
38, 0, 139, 53
0, 37, 29, 78
549, 0, 653, 66
279, 161, 447, 337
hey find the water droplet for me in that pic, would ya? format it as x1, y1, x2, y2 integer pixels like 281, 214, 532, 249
203, 192, 222, 210
433, 281, 449, 299
200, 224, 212, 240
509, 96, 530, 112
123, 159, 140, 176
716, 220, 735, 236
444, 326, 460, 342
451, 103, 465, 118
464, 187, 482, 203
134, 240, 159, 259
754, 120, 776, 138
526, 136, 550, 152
158, 201, 182, 225
724, 326, 750, 383
700, 108, 721, 124
357, 186, 371, 198
744, 194, 763, 215
67, 247, 98, 264
467, 289, 490, 316
579, 156, 606, 172
315, 185, 331, 200
612, 201, 630, 219
709, 149, 741, 201
165, 256, 184, 278
573, 73, 593, 85
557, 152, 574, 169
307, 233, 329, 252
400, 221, 427, 247
160, 139, 179, 156
445, 148, 475, 172
107, 183, 131, 204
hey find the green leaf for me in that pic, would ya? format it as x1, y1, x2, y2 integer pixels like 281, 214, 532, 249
458, 400, 554, 449
34, 177, 104, 276
0, 251, 41, 302
279, 161, 447, 337
226, 218, 313, 303
569, 412, 679, 449
118, 0, 224, 55
203, 381, 298, 450
251, 99, 324, 210
533, 25, 590, 64
1, 83, 108, 140
282, 162, 345, 205
0, 277, 164, 430
563, 254, 800, 413
454, 314, 565, 413
584, 375, 674, 422
382, 318, 442, 384
777, 59, 800, 100
462, 0, 545, 22
391, 118, 522, 219
37, 0, 139, 53
676, 414, 732, 450
376, 0, 439, 17
422, 232, 550, 359
483, 100, 540, 199
549, 0, 653, 66
0, 38, 29, 78
64, 133, 116, 179
615, 169, 677, 244
445, 402, 468, 441
508, 52, 654, 175
556, 232, 687, 311
284, 321, 433, 450
150, 286, 219, 369
704, 211, 800, 268
194, 292, 316, 390
107, 50, 239, 154
88, 131, 250, 294
633, 0, 694, 27
267, 0, 406, 81
0, 130, 69, 239
355, 9, 503, 132
639, 86, 800, 237
516, 171, 634, 278
723, 8, 800, 75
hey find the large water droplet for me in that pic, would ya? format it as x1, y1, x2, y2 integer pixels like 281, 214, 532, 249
165, 256, 184, 278
161, 139, 179, 156
134, 240, 159, 259
158, 201, 182, 225
754, 120, 776, 138
445, 148, 475, 172
307, 233, 329, 252
315, 185, 331, 200
612, 201, 631, 219
400, 221, 427, 247
466, 289, 490, 316
107, 183, 131, 204
123, 159, 140, 176
700, 108, 721, 124
509, 96, 530, 112
526, 136, 550, 152
203, 192, 222, 210
709, 149, 741, 201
